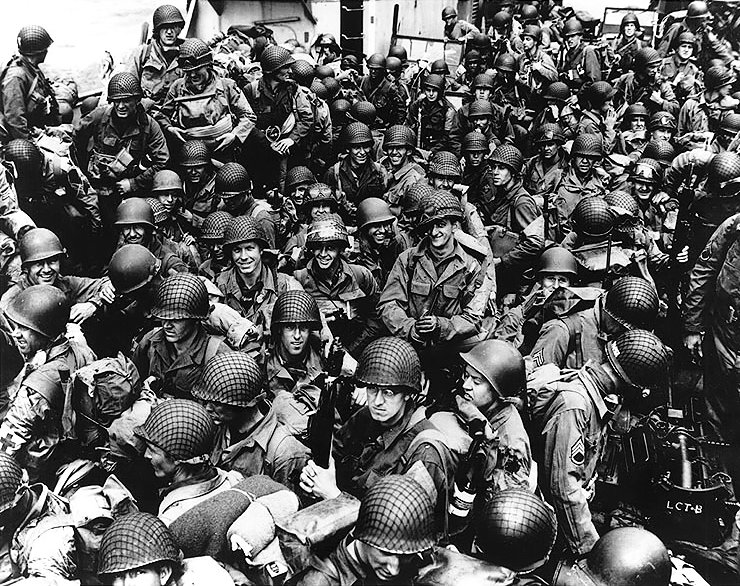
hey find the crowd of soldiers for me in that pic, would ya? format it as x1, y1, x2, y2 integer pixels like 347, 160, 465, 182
1, 0, 740, 583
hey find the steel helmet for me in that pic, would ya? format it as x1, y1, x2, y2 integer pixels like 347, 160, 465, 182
216, 162, 251, 196
115, 199, 155, 229
366, 53, 387, 70
180, 139, 210, 167
406, 182, 434, 213
544, 81, 571, 103
322, 77, 340, 98
708, 151, 740, 188
720, 113, 740, 135
306, 216, 349, 248
271, 290, 321, 330
97, 512, 180, 577
430, 59, 450, 75
604, 276, 658, 331
107, 72, 143, 101
705, 65, 735, 91
355, 475, 435, 554
340, 122, 373, 148
604, 190, 639, 217
428, 150, 462, 178
303, 182, 338, 211
151, 170, 183, 193
108, 244, 158, 295
494, 53, 517, 73
522, 25, 542, 42
291, 59, 316, 87
442, 6, 457, 19
631, 159, 661, 184
533, 123, 566, 145
468, 34, 491, 52
0, 453, 25, 515
468, 99, 494, 118
356, 336, 422, 393
223, 216, 268, 249
475, 489, 557, 572
520, 4, 540, 22
386, 56, 403, 75
314, 64, 335, 79
562, 19, 584, 37
4, 138, 42, 174
388, 45, 408, 62
642, 139, 675, 165
580, 527, 671, 586
146, 196, 167, 225
633, 47, 662, 71
462, 131, 490, 153
624, 103, 649, 123
357, 197, 395, 229
620, 12, 641, 29
178, 38, 213, 72
572, 196, 613, 238
571, 134, 603, 159
285, 166, 317, 191
460, 340, 525, 397
419, 189, 464, 228
537, 246, 578, 277
193, 352, 265, 407
19, 228, 65, 265
675, 31, 697, 48
490, 144, 524, 175
6, 284, 69, 340
315, 33, 339, 50
423, 73, 446, 93
135, 399, 214, 463
472, 74, 495, 90
586, 81, 616, 108
491, 11, 512, 29
348, 101, 377, 125
17, 25, 53, 55
606, 329, 670, 390
384, 125, 416, 149
260, 45, 295, 74
151, 273, 210, 321
648, 112, 676, 132
686, 0, 710, 20
310, 79, 329, 100
200, 211, 233, 241
152, 5, 185, 30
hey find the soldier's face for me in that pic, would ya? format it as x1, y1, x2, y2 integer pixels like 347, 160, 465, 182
161, 318, 198, 343
424, 87, 440, 102
431, 175, 455, 190
465, 150, 486, 167
651, 128, 672, 141
522, 35, 536, 51
292, 185, 309, 207
367, 385, 408, 426
26, 257, 61, 286
221, 193, 247, 213
111, 564, 172, 586
185, 66, 210, 90
541, 274, 571, 297
359, 542, 404, 581
623, 23, 637, 38
677, 43, 694, 60
474, 88, 491, 101
428, 219, 455, 249
280, 323, 310, 356
540, 141, 559, 159
309, 203, 333, 220
144, 443, 178, 481
112, 97, 138, 119
273, 64, 292, 83
157, 191, 179, 213
121, 224, 150, 246
461, 364, 497, 411
312, 243, 341, 271
369, 67, 385, 82
184, 164, 207, 184
367, 220, 394, 247
574, 155, 596, 177
491, 163, 513, 186
205, 401, 245, 426
565, 33, 581, 50
158, 24, 182, 47
386, 145, 408, 168
349, 145, 371, 166
7, 321, 49, 358
231, 241, 262, 275
471, 116, 491, 133
630, 117, 647, 132
632, 180, 654, 201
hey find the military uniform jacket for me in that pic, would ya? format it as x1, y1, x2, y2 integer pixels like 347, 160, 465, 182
244, 77, 314, 145
530, 367, 610, 556
522, 151, 567, 200
0, 54, 60, 140
381, 158, 425, 209
558, 42, 602, 89
405, 96, 456, 153
613, 72, 679, 117
551, 168, 610, 241
660, 55, 702, 101
356, 231, 412, 289
127, 39, 183, 105
0, 273, 104, 314
379, 239, 488, 343
184, 170, 219, 225
323, 157, 389, 209
576, 111, 618, 154
159, 468, 242, 526
359, 75, 404, 128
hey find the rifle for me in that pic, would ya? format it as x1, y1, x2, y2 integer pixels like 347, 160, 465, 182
308, 373, 334, 468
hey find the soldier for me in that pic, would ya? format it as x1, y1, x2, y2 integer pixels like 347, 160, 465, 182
530, 329, 670, 558
151, 169, 196, 244
531, 80, 571, 129
179, 139, 219, 228
127, 4, 185, 107
359, 54, 405, 128
133, 273, 229, 400
557, 19, 601, 90
295, 216, 383, 358
215, 216, 302, 333
711, 113, 740, 154
74, 72, 169, 227
300, 475, 437, 585
659, 31, 702, 103
192, 351, 309, 491
386, 56, 410, 116
323, 122, 389, 212
613, 47, 679, 117
451, 80, 514, 157
197, 210, 233, 281
155, 38, 256, 162
381, 125, 425, 217
284, 165, 317, 211
0, 228, 110, 325
461, 131, 495, 210
0, 453, 80, 583
0, 285, 96, 483
517, 24, 558, 95
522, 123, 567, 204
678, 65, 737, 150
528, 275, 658, 371
608, 12, 647, 78
443, 5, 480, 41
647, 111, 677, 144
576, 81, 618, 154
491, 54, 531, 137
616, 103, 649, 157
215, 162, 277, 248
312, 33, 342, 69
356, 197, 411, 289
489, 11, 521, 61
405, 73, 456, 154
134, 399, 241, 525
299, 338, 453, 509
0, 25, 60, 141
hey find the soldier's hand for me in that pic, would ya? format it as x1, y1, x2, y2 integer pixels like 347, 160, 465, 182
99, 279, 116, 305
676, 245, 689, 264
168, 127, 186, 142
214, 132, 237, 151
300, 458, 341, 500
414, 316, 438, 336
649, 90, 664, 106
114, 179, 133, 196
69, 302, 97, 324
683, 333, 703, 363
271, 138, 295, 156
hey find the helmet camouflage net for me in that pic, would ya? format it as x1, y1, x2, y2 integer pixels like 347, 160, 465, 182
271, 290, 321, 329
604, 276, 658, 331
200, 211, 233, 241
606, 329, 670, 390
355, 337, 421, 393
151, 273, 210, 321
223, 216, 268, 249
193, 352, 265, 407
306, 216, 349, 248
